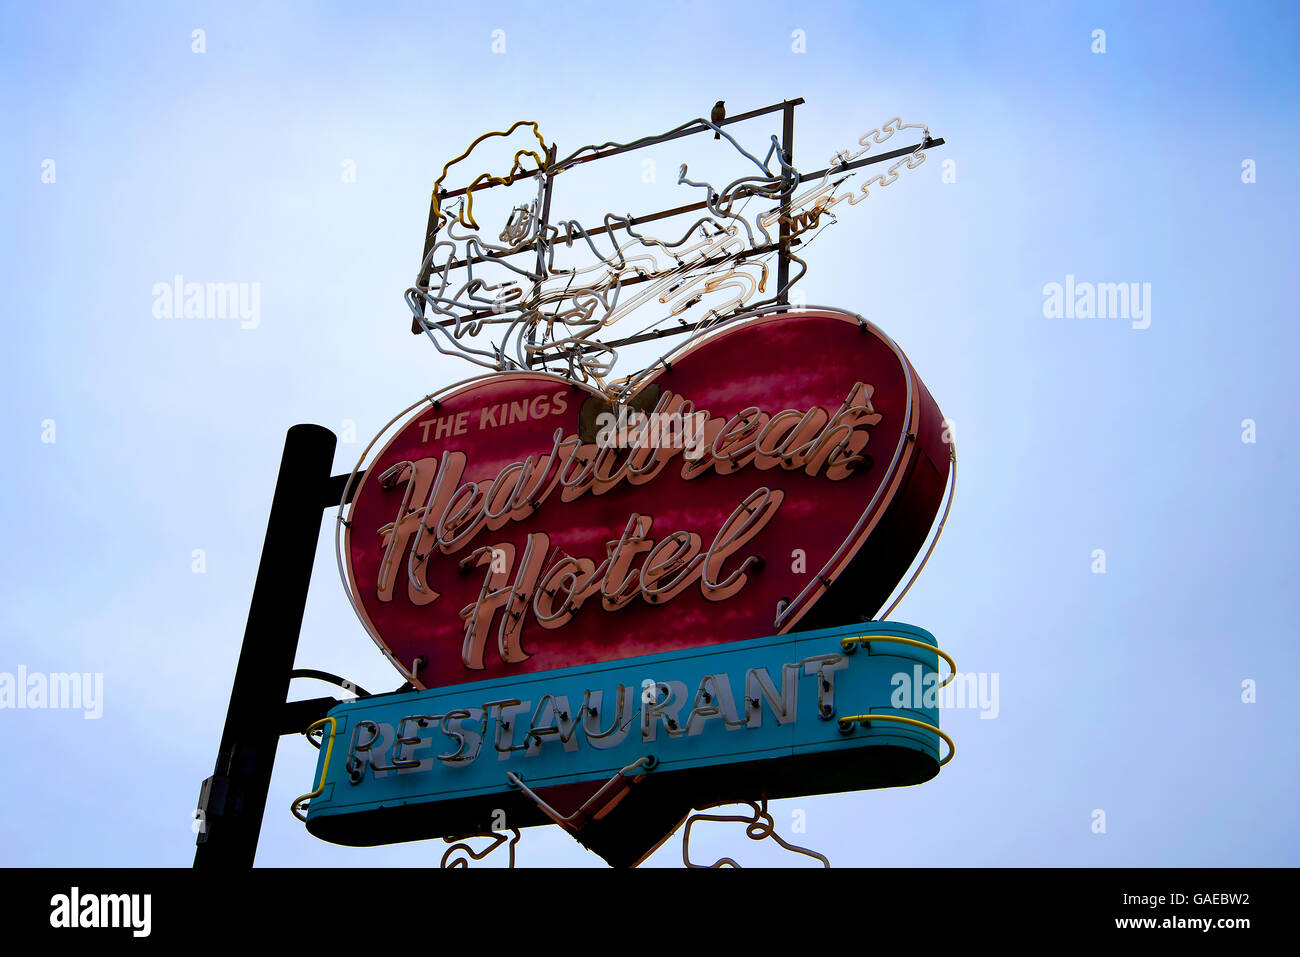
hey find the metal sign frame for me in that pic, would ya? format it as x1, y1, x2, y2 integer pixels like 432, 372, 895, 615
411, 98, 944, 360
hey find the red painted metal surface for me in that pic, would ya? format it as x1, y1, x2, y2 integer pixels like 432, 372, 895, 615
344, 308, 949, 690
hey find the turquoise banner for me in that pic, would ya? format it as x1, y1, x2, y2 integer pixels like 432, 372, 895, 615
304, 621, 948, 840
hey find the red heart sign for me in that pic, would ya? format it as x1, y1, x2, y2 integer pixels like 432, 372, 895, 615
343, 307, 950, 690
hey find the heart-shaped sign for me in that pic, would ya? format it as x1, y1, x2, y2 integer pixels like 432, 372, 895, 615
342, 307, 951, 691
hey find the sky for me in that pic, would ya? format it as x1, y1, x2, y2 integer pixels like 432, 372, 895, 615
0, 0, 1297, 868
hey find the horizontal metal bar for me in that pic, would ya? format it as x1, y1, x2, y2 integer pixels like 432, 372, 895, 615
553, 98, 806, 171
420, 136, 943, 281
798, 137, 945, 185
436, 98, 805, 200
438, 199, 719, 273
534, 309, 746, 360
288, 669, 372, 698
280, 696, 340, 736
323, 470, 366, 508
425, 240, 790, 332
528, 261, 810, 362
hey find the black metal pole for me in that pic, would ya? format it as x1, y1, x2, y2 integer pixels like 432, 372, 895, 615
527, 144, 559, 368
776, 101, 796, 305
412, 189, 445, 333
194, 424, 338, 868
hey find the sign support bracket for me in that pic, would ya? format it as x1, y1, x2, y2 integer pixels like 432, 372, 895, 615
193, 425, 365, 868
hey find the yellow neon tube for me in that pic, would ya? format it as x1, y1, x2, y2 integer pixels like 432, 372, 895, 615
291, 716, 337, 822
840, 633, 957, 689
836, 713, 955, 766
431, 120, 551, 231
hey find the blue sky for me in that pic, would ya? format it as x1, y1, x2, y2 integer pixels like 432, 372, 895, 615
1, 0, 1296, 867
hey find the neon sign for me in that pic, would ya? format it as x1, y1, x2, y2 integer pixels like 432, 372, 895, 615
338, 308, 951, 690
293, 101, 957, 866
408, 115, 935, 396
304, 621, 953, 866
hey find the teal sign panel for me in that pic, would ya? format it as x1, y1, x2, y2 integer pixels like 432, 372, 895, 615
304, 620, 948, 855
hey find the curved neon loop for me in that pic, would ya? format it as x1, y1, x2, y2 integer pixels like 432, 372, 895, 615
291, 717, 338, 822
835, 713, 954, 767
839, 633, 957, 689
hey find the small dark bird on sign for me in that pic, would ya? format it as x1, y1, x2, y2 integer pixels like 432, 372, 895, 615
711, 100, 725, 139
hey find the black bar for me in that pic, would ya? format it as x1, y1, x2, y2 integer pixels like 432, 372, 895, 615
193, 425, 339, 868
8, 868, 1280, 938
797, 137, 945, 186
550, 98, 806, 172
2, 868, 1279, 936
280, 696, 342, 736
413, 191, 445, 333
776, 101, 795, 305
322, 469, 366, 508
528, 145, 558, 368
287, 668, 371, 699
436, 98, 806, 199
